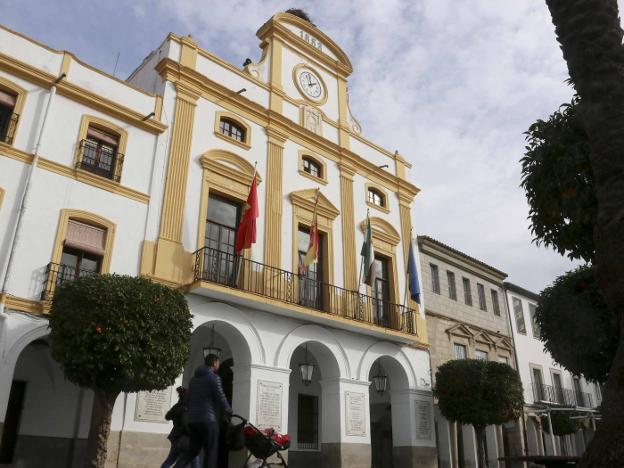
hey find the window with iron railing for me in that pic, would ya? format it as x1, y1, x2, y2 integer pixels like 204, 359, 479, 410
298, 226, 324, 310
373, 256, 392, 328
78, 126, 123, 181
0, 89, 19, 144
204, 194, 241, 286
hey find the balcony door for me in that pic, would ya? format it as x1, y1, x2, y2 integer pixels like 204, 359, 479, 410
373, 256, 391, 327
58, 220, 104, 284
204, 194, 241, 285
532, 367, 544, 402
297, 226, 324, 310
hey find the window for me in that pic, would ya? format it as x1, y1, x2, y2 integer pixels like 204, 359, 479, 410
302, 156, 322, 178
475, 350, 488, 361
367, 188, 385, 207
532, 367, 544, 401
528, 303, 540, 339
373, 256, 392, 327
477, 283, 487, 311
552, 372, 564, 404
219, 117, 245, 142
79, 125, 122, 181
58, 220, 105, 283
491, 289, 501, 316
430, 263, 440, 294
573, 377, 585, 407
297, 394, 319, 449
204, 194, 241, 285
447, 271, 457, 300
453, 343, 467, 360
512, 297, 526, 334
0, 89, 18, 144
298, 226, 324, 310
462, 277, 472, 306
498, 355, 509, 364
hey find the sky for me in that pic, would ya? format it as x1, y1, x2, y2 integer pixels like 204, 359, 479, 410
1, 0, 601, 292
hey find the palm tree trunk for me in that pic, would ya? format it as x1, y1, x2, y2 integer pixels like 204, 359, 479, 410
545, 0, 624, 465
84, 389, 119, 468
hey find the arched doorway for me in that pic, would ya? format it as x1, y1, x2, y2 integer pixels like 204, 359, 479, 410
287, 341, 342, 467
0, 336, 93, 467
183, 320, 253, 468
367, 356, 410, 468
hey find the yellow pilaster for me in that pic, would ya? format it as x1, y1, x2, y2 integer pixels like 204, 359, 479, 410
339, 162, 357, 290
337, 78, 351, 150
264, 127, 287, 268
269, 38, 284, 113
152, 82, 199, 284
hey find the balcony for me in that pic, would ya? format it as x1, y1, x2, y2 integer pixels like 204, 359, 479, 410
76, 139, 124, 182
41, 262, 98, 301
193, 246, 417, 336
532, 383, 593, 408
0, 112, 19, 145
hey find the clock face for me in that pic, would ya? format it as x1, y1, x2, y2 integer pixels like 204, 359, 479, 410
298, 70, 323, 100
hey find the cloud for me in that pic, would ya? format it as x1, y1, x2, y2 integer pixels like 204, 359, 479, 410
2, 0, 599, 291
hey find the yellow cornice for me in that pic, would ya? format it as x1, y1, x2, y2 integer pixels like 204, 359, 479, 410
1, 143, 149, 204
155, 58, 420, 197
257, 13, 353, 77
0, 52, 167, 135
2, 293, 45, 314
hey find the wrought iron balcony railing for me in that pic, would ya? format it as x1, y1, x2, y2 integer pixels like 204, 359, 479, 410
0, 112, 19, 145
193, 246, 417, 335
76, 139, 124, 182
532, 383, 593, 408
41, 262, 99, 301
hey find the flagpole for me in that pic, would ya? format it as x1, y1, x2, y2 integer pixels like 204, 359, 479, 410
235, 161, 258, 286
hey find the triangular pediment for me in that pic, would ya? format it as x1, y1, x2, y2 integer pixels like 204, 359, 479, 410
495, 336, 513, 351
446, 323, 474, 339
289, 189, 339, 220
474, 331, 497, 348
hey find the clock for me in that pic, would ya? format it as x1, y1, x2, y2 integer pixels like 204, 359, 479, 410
293, 65, 327, 103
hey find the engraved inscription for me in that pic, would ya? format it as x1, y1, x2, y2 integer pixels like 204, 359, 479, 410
135, 388, 172, 423
256, 380, 283, 432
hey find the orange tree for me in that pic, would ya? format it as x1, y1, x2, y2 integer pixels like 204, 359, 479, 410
49, 274, 192, 468
434, 360, 523, 468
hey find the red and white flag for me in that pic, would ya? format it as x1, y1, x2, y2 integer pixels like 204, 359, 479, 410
235, 174, 258, 254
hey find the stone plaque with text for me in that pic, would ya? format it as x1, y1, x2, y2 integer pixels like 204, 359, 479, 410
135, 388, 172, 423
345, 391, 366, 436
256, 380, 283, 432
416, 400, 433, 440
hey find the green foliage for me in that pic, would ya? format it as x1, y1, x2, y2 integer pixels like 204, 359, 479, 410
536, 265, 617, 382
285, 8, 315, 26
49, 274, 192, 393
434, 359, 524, 428
541, 411, 582, 436
521, 97, 596, 262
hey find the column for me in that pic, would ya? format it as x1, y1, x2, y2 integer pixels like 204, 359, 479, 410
434, 407, 453, 468
263, 128, 286, 270
319, 378, 371, 468
461, 425, 479, 468
391, 389, 437, 468
153, 81, 199, 284
339, 162, 357, 291
485, 425, 500, 468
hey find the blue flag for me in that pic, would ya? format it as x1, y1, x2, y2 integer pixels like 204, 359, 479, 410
407, 240, 421, 304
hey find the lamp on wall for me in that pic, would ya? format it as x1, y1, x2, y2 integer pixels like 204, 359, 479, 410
299, 344, 315, 386
372, 361, 388, 394
203, 325, 222, 359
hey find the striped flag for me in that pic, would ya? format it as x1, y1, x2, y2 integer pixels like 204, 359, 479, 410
302, 190, 320, 269
361, 215, 377, 287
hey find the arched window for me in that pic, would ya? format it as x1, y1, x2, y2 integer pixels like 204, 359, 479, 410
367, 188, 385, 207
302, 156, 322, 179
219, 118, 246, 142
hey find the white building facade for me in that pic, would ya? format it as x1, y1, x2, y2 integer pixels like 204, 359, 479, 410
0, 13, 435, 468
503, 282, 602, 459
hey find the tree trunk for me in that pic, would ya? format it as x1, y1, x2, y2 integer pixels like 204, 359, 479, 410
474, 426, 489, 468
84, 389, 119, 468
545, 0, 624, 465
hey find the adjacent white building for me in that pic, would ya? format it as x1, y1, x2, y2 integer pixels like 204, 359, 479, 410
0, 12, 435, 468
503, 282, 602, 459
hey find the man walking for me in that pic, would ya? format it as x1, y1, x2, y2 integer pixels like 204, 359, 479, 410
175, 354, 232, 468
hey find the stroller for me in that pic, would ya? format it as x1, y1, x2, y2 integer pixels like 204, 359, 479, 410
228, 415, 289, 467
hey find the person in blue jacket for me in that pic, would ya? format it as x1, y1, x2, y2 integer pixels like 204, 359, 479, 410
175, 354, 233, 468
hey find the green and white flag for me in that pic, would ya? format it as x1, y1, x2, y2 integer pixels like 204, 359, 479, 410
361, 215, 377, 287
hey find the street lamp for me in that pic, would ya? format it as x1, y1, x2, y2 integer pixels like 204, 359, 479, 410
203, 325, 222, 359
299, 344, 315, 386
371, 361, 388, 394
